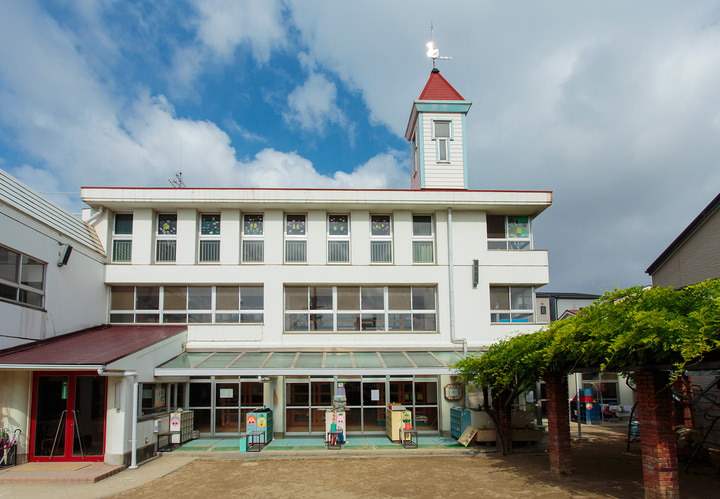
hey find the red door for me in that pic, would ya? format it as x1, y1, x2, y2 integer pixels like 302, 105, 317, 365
30, 372, 107, 462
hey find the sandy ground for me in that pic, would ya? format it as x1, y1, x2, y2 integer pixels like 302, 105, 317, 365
108, 426, 716, 498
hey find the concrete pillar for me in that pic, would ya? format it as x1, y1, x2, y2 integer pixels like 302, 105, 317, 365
545, 373, 572, 474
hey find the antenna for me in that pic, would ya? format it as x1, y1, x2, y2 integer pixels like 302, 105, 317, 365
426, 24, 452, 69
169, 172, 186, 188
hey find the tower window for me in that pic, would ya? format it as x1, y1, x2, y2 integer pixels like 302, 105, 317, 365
433, 121, 451, 163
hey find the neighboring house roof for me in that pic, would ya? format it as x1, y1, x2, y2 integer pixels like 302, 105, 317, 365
0, 168, 105, 255
418, 68, 465, 101
646, 192, 720, 276
535, 292, 600, 300
559, 309, 580, 320
0, 325, 186, 367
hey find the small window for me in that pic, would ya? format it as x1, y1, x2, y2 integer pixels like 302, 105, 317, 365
487, 215, 531, 250
199, 214, 220, 263
0, 245, 45, 309
242, 214, 264, 263
112, 214, 133, 262
433, 121, 451, 163
412, 215, 434, 263
490, 286, 534, 323
328, 214, 349, 263
156, 214, 177, 262
370, 215, 392, 263
285, 214, 307, 263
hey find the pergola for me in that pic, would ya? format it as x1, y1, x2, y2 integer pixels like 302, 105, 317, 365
455, 279, 720, 499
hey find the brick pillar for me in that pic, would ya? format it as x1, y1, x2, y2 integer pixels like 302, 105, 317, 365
636, 370, 680, 499
545, 373, 572, 474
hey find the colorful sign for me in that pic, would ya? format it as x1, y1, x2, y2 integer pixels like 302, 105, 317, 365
247, 415, 256, 426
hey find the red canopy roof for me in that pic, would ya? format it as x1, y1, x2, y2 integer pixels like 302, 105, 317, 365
418, 69, 465, 101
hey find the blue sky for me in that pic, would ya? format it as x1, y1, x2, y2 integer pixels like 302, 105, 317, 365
1, 1, 719, 293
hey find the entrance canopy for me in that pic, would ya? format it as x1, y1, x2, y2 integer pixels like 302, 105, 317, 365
156, 350, 473, 377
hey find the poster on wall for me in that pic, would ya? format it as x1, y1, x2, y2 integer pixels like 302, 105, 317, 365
154, 387, 166, 408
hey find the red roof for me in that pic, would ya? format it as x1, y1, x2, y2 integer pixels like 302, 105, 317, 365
418, 69, 465, 101
0, 325, 186, 366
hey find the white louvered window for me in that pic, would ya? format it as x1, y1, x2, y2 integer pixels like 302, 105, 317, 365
156, 214, 177, 263
112, 213, 133, 263
242, 214, 264, 263
285, 214, 307, 263
199, 214, 220, 263
327, 214, 349, 263
370, 215, 392, 263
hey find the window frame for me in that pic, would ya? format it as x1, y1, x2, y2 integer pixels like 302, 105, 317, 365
487, 215, 533, 250
327, 214, 350, 264
0, 245, 46, 309
198, 213, 221, 263
412, 214, 435, 264
489, 286, 535, 324
155, 213, 178, 263
432, 120, 452, 164
242, 214, 264, 263
370, 214, 393, 264
285, 214, 307, 263
111, 213, 133, 263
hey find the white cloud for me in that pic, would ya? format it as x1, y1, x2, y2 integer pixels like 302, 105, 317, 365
284, 72, 348, 133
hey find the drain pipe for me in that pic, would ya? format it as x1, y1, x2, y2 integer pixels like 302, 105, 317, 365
98, 368, 139, 469
447, 208, 467, 354
85, 206, 104, 225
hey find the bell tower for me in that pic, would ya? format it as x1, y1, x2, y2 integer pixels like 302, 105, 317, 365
405, 68, 472, 190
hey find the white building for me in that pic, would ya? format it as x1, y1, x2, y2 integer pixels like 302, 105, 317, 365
0, 69, 551, 465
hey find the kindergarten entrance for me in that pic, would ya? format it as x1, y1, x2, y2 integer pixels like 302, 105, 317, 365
29, 372, 107, 462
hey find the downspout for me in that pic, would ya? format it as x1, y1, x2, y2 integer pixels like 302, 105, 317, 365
447, 208, 467, 354
98, 368, 139, 469
85, 206, 104, 225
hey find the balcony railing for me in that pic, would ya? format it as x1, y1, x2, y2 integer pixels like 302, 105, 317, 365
328, 240, 349, 263
285, 240, 307, 263
242, 240, 264, 263
199, 240, 220, 262
112, 240, 132, 262
370, 241, 392, 263
156, 240, 176, 262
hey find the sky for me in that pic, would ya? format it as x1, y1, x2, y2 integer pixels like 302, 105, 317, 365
1, 1, 719, 294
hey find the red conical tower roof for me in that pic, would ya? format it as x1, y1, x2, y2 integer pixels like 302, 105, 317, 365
418, 68, 465, 101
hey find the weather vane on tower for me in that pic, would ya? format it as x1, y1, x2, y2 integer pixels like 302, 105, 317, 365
426, 24, 452, 70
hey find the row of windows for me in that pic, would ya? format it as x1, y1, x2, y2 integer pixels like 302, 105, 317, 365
0, 245, 45, 308
112, 213, 437, 265
110, 285, 264, 324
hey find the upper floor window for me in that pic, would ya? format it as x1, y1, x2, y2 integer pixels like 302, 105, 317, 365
370, 214, 392, 263
432, 120, 451, 163
112, 213, 133, 262
412, 215, 434, 263
156, 214, 177, 262
285, 214, 307, 263
327, 214, 349, 263
0, 245, 45, 308
487, 215, 531, 250
199, 214, 220, 263
242, 214, 264, 263
490, 286, 534, 323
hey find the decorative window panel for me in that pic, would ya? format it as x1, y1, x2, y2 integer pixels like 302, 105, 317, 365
490, 286, 535, 323
487, 215, 532, 250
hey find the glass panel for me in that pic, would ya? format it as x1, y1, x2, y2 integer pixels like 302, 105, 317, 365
407, 352, 442, 367
414, 406, 438, 430
336, 313, 359, 331
264, 352, 297, 368
491, 312, 511, 323
434, 121, 450, 137
507, 216, 529, 239
310, 287, 332, 310
328, 240, 349, 262
328, 214, 349, 235
285, 287, 308, 310
215, 313, 239, 323
412, 215, 432, 236
193, 409, 211, 433
380, 352, 413, 368
111, 286, 134, 310
189, 383, 212, 407
163, 313, 187, 323
438, 139, 448, 161
490, 287, 509, 310
157, 214, 177, 235
164, 286, 187, 310
361, 287, 384, 309
343, 381, 361, 406
354, 352, 383, 368
288, 383, 309, 405
159, 352, 212, 368
285, 215, 306, 235
337, 287, 359, 310
33, 375, 68, 457
508, 240, 531, 250
414, 381, 438, 405
361, 313, 384, 331
215, 383, 239, 405
388, 287, 410, 310
362, 381, 386, 405
370, 241, 392, 262
325, 353, 352, 368
110, 313, 134, 323
511, 312, 534, 323
136, 286, 159, 310
487, 215, 506, 239
511, 287, 533, 310
241, 382, 264, 407
0, 247, 19, 282
285, 313, 308, 331
285, 240, 307, 262
230, 352, 270, 368
200, 214, 220, 235
363, 407, 387, 431
243, 214, 263, 235
188, 287, 212, 309
199, 240, 220, 262
19, 290, 43, 307
312, 381, 333, 405
488, 240, 508, 250
216, 287, 239, 310
0, 283, 16, 300
240, 313, 263, 323
413, 313, 436, 331
295, 353, 323, 368
371, 215, 391, 236
21, 256, 44, 290
412, 287, 435, 310
286, 408, 309, 432
215, 409, 238, 433
240, 286, 264, 310
112, 240, 132, 262
198, 353, 240, 368
388, 313, 412, 331
431, 351, 465, 365
156, 240, 176, 262
73, 376, 106, 457
242, 240, 264, 262
188, 313, 212, 323
413, 241, 434, 263
310, 313, 333, 331
136, 313, 159, 323
114, 214, 133, 234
